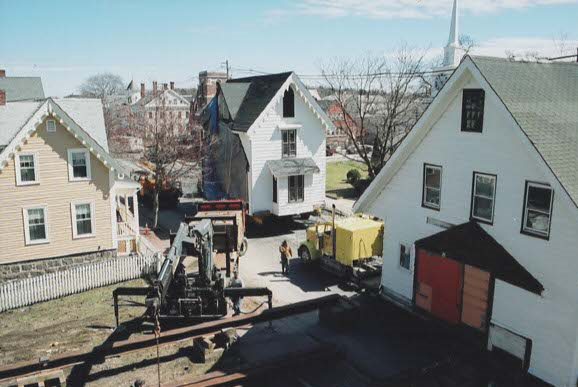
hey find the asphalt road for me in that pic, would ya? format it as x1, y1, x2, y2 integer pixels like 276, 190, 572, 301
140, 201, 356, 306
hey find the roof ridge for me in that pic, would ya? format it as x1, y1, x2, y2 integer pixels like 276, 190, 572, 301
227, 71, 293, 83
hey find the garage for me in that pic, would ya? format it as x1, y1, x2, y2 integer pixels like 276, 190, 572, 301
413, 221, 544, 335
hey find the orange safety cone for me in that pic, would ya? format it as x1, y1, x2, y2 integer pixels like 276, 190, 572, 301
145, 223, 149, 235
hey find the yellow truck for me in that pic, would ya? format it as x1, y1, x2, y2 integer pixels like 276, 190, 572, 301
298, 207, 384, 281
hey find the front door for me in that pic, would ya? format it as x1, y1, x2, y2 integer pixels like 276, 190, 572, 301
416, 249, 463, 324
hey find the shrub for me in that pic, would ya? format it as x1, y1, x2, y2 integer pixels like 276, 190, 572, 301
353, 178, 372, 195
346, 168, 361, 185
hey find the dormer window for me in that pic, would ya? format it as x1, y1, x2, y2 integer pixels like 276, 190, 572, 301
461, 89, 485, 133
283, 88, 295, 118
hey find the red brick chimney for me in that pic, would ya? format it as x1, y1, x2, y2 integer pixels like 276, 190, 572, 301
163, 83, 168, 91
140, 83, 145, 98
0, 70, 5, 78
0, 90, 6, 106
153, 81, 158, 95
170, 81, 175, 90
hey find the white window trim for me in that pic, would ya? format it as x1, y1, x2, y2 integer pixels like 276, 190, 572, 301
522, 182, 553, 237
67, 148, 92, 181
15, 152, 40, 186
23, 205, 49, 245
423, 164, 442, 210
46, 119, 56, 132
471, 173, 497, 224
281, 129, 298, 158
71, 201, 96, 239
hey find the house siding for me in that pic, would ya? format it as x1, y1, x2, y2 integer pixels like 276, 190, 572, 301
364, 75, 578, 387
248, 85, 326, 216
0, 118, 114, 264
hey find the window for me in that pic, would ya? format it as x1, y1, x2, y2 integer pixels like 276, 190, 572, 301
399, 243, 411, 270
461, 89, 485, 132
46, 119, 56, 132
16, 153, 39, 185
178, 111, 182, 119
283, 88, 295, 118
522, 182, 553, 239
148, 112, 153, 119
67, 149, 91, 181
186, 111, 190, 118
288, 175, 304, 203
471, 172, 497, 224
72, 202, 94, 238
422, 164, 442, 210
23, 206, 48, 245
272, 176, 278, 203
282, 129, 297, 158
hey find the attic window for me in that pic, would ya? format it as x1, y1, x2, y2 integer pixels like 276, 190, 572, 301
46, 119, 56, 132
461, 89, 485, 132
283, 88, 295, 118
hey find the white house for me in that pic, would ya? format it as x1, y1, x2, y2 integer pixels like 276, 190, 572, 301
354, 56, 578, 387
203, 72, 333, 217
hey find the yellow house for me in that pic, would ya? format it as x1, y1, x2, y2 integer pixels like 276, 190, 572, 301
0, 97, 141, 281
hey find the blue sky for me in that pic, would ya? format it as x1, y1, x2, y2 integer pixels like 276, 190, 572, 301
1, 0, 576, 96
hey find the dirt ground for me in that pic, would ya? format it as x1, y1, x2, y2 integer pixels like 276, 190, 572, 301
0, 278, 264, 387
0, 279, 149, 366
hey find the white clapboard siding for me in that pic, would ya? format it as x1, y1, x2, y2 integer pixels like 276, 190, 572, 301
0, 253, 160, 312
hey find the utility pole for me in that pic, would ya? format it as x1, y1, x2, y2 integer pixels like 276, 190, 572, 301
222, 60, 230, 79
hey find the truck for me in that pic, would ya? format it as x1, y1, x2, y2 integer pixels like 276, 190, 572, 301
297, 206, 383, 283
185, 199, 249, 257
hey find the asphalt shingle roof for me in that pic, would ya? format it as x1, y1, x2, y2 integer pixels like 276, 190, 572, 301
470, 56, 578, 207
0, 77, 45, 102
221, 72, 292, 132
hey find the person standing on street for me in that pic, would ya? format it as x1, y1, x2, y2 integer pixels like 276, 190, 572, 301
279, 240, 292, 275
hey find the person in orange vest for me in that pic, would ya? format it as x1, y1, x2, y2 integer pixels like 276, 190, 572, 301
279, 240, 292, 275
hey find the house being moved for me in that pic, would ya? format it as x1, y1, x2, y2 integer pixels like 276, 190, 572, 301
354, 56, 578, 387
203, 72, 334, 218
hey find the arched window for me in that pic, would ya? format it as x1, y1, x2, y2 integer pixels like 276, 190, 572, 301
283, 87, 295, 118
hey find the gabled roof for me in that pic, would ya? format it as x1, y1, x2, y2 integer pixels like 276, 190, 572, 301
415, 221, 544, 295
221, 72, 292, 132
132, 88, 190, 108
355, 55, 578, 212
0, 77, 45, 102
218, 72, 336, 134
0, 98, 128, 181
470, 56, 578, 207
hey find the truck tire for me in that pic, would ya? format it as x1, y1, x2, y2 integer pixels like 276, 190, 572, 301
239, 237, 248, 257
299, 246, 312, 263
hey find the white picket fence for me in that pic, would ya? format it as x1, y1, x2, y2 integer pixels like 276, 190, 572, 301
0, 253, 161, 313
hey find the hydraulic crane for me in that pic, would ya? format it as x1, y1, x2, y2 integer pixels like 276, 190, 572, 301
113, 219, 271, 326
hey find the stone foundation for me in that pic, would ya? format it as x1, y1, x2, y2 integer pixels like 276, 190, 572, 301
0, 249, 117, 282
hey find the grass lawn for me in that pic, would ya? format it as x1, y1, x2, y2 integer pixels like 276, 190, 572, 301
326, 160, 368, 198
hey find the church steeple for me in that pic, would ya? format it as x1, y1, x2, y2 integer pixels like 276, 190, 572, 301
443, 0, 461, 67
431, 0, 463, 96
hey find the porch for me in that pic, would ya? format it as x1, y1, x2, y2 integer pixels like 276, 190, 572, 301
115, 189, 140, 255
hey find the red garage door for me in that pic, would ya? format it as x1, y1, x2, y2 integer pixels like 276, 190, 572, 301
416, 250, 463, 324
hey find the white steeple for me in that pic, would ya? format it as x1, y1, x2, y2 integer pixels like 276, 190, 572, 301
443, 0, 462, 67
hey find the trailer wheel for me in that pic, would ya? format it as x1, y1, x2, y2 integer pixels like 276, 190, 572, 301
299, 246, 312, 263
239, 237, 248, 257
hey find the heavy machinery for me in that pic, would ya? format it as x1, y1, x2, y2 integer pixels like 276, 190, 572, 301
113, 219, 271, 326
298, 205, 383, 283
185, 199, 249, 257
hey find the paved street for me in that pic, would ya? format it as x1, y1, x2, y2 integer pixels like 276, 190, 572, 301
139, 198, 357, 306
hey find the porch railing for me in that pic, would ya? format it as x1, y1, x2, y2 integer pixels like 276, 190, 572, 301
117, 222, 137, 237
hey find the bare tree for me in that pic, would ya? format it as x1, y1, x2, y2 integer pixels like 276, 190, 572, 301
459, 34, 476, 56
79, 73, 124, 100
321, 45, 428, 178
129, 94, 202, 229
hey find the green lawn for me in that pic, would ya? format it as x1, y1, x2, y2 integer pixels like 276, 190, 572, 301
326, 160, 368, 198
